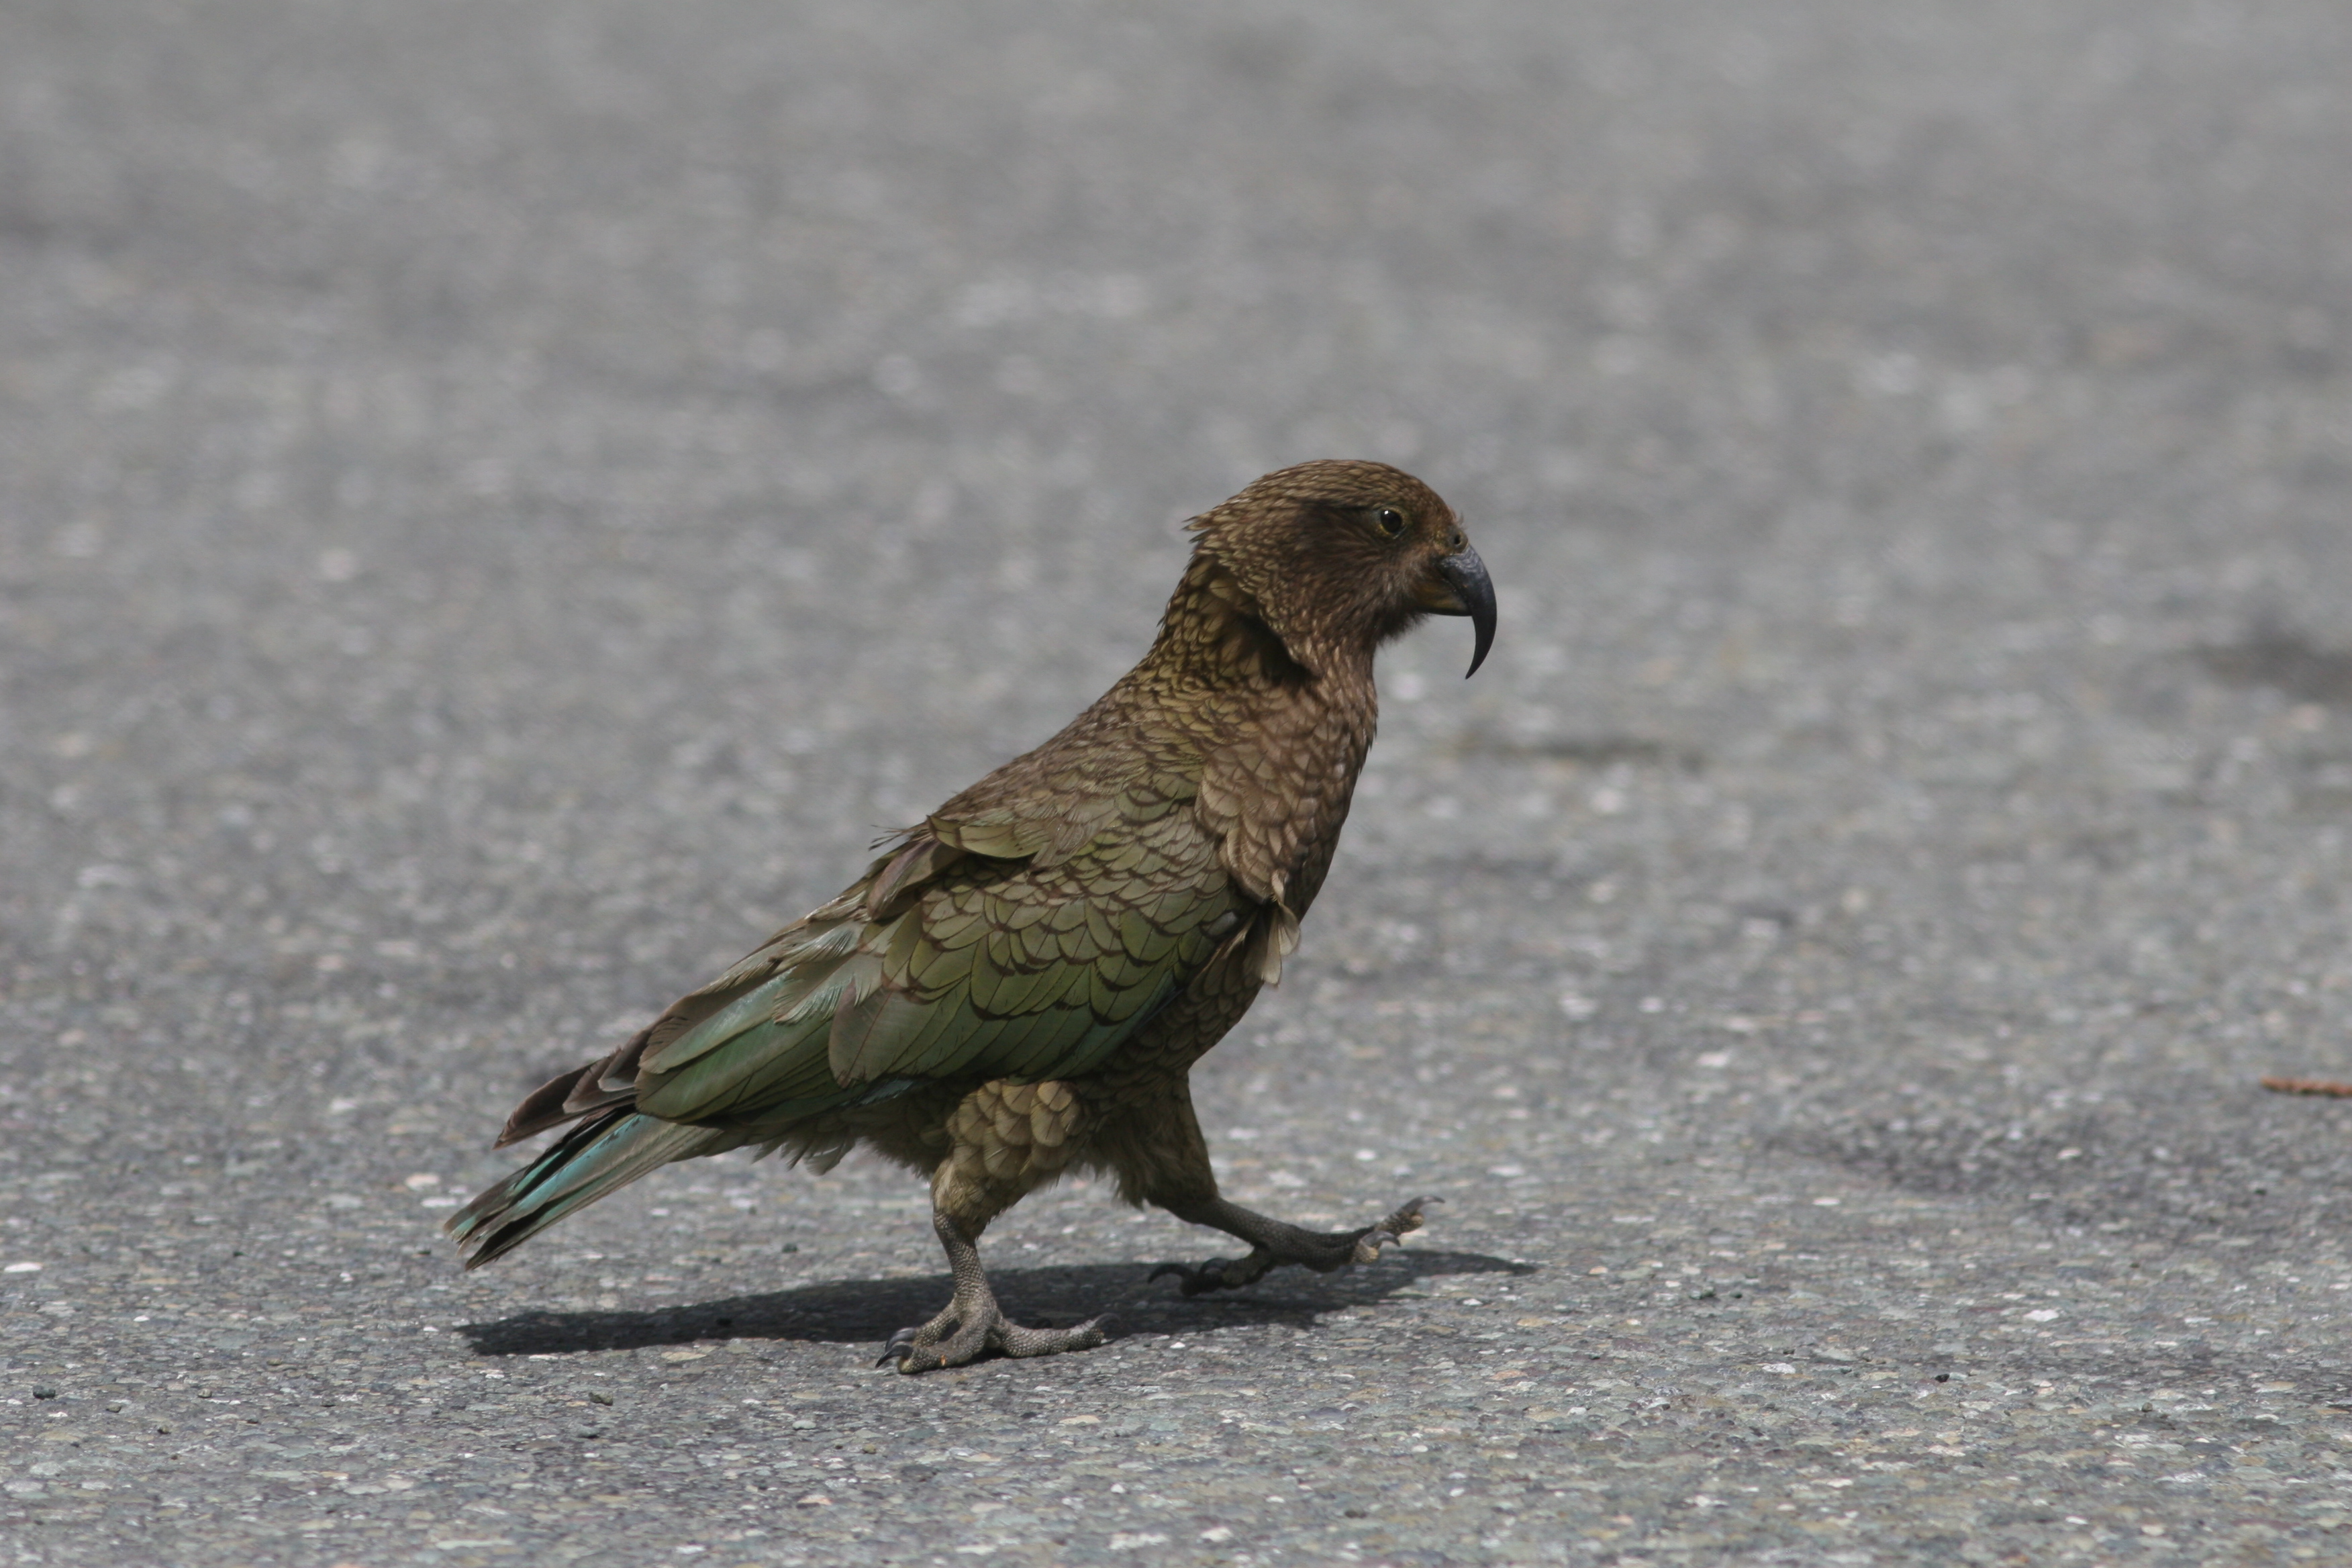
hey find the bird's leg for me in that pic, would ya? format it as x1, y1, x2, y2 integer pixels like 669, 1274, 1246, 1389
1107, 1079, 1434, 1296
879, 1212, 1109, 1373
879, 1083, 1107, 1373
1150, 1193, 1437, 1297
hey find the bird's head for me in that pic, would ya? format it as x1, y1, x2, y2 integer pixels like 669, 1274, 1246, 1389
1186, 459, 1496, 677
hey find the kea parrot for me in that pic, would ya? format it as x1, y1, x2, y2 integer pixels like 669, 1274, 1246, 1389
448, 458, 1497, 1372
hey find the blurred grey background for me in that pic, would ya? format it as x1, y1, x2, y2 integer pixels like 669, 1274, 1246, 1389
5, 2, 2352, 1564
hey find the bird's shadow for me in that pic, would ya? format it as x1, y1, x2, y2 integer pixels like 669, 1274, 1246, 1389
457, 1248, 1531, 1359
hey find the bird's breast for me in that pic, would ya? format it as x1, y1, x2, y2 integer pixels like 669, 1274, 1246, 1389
1196, 685, 1375, 914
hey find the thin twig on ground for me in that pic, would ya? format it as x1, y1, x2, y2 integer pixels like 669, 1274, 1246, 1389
2261, 1075, 2352, 1097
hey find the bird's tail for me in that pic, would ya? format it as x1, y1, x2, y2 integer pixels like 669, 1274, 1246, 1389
445, 1108, 734, 1268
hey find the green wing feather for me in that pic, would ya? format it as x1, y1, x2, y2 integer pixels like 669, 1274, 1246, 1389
630, 794, 1240, 1132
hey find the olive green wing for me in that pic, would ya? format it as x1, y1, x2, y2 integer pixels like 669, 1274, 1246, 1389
626, 790, 1244, 1130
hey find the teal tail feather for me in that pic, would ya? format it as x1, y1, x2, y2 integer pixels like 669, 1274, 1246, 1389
446, 1109, 732, 1268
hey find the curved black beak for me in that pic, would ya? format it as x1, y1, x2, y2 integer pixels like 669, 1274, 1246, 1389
1432, 546, 1497, 677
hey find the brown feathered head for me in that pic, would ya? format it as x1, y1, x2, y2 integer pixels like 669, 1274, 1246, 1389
1185, 459, 1496, 677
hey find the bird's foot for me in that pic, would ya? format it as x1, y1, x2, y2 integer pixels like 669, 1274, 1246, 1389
1151, 1194, 1438, 1297
878, 1300, 1110, 1375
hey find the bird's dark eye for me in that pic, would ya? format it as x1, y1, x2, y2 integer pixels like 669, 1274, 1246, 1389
1372, 506, 1408, 539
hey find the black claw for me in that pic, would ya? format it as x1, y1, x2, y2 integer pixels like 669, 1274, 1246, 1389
877, 1326, 920, 1368
1383, 1196, 1441, 1232
1155, 1261, 1236, 1297
1153, 1259, 1238, 1295
1363, 1230, 1398, 1251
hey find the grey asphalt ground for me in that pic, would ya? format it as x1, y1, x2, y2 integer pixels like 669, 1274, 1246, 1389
5, 1, 2352, 1563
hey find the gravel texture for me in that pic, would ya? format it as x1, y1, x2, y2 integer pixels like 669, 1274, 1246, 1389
6, 1, 2352, 1563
